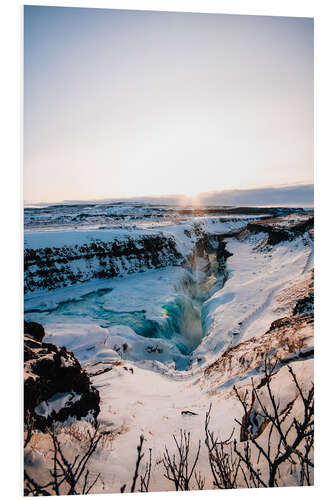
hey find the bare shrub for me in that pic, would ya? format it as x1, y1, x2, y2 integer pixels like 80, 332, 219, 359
139, 447, 152, 492
162, 430, 202, 491
120, 434, 152, 493
24, 359, 313, 494
233, 360, 314, 487
24, 410, 35, 449
204, 404, 240, 488
24, 421, 102, 496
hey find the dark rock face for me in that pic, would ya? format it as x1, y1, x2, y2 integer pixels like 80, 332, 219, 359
246, 215, 314, 245
24, 321, 45, 342
191, 232, 233, 274
293, 293, 314, 317
215, 238, 233, 272
267, 317, 291, 332
24, 235, 183, 292
24, 323, 100, 430
177, 207, 304, 217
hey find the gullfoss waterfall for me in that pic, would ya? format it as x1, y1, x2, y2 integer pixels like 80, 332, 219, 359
24, 204, 314, 493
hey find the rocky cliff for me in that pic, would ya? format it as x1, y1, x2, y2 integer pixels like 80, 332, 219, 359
246, 214, 314, 245
24, 234, 183, 292
24, 321, 100, 430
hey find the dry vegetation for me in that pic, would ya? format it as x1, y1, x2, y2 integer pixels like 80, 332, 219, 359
24, 358, 313, 495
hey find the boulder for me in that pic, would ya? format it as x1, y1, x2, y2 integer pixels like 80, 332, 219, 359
24, 321, 45, 342
24, 322, 100, 430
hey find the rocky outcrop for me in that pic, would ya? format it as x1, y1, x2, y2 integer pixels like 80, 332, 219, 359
24, 320, 45, 342
246, 214, 314, 245
189, 231, 233, 274
24, 321, 100, 430
293, 292, 314, 316
203, 291, 314, 391
203, 307, 313, 443
24, 234, 183, 292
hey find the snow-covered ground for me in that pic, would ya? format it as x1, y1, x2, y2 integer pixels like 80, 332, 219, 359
24, 204, 314, 493
24, 200, 272, 232
195, 232, 313, 364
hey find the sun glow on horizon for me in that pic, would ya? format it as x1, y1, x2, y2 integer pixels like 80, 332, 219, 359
24, 7, 313, 204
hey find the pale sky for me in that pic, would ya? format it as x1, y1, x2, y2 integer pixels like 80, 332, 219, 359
24, 6, 313, 203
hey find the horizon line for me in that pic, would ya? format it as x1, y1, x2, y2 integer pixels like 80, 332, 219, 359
24, 183, 314, 207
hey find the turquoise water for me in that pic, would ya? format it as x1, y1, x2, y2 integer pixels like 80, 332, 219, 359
25, 254, 224, 357
25, 291, 202, 356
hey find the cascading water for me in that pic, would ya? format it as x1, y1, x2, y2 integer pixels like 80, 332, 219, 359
155, 245, 227, 354
160, 295, 202, 354
24, 236, 230, 368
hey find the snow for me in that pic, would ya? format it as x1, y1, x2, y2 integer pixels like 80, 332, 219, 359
194, 233, 313, 364
25, 223, 313, 373
24, 206, 314, 492
24, 228, 154, 250
70, 353, 313, 492
100, 267, 188, 320
24, 217, 256, 255
25, 267, 194, 367
35, 392, 82, 418
93, 324, 188, 369
89, 361, 237, 491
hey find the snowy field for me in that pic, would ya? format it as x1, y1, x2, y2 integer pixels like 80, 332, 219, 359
24, 203, 314, 493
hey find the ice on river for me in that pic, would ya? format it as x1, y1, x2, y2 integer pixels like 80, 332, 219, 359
24, 266, 209, 369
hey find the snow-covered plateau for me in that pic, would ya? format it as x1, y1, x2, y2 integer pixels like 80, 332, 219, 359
24, 203, 314, 493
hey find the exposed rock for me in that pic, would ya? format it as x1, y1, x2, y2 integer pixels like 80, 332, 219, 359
238, 383, 297, 442
203, 313, 313, 391
246, 214, 314, 245
24, 321, 45, 342
189, 233, 233, 276
181, 410, 198, 416
274, 269, 314, 316
24, 322, 100, 430
177, 207, 304, 217
24, 234, 183, 292
293, 292, 314, 316
267, 317, 291, 332
146, 345, 163, 354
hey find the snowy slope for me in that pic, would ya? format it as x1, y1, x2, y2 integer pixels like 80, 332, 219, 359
194, 232, 313, 366
24, 208, 314, 493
